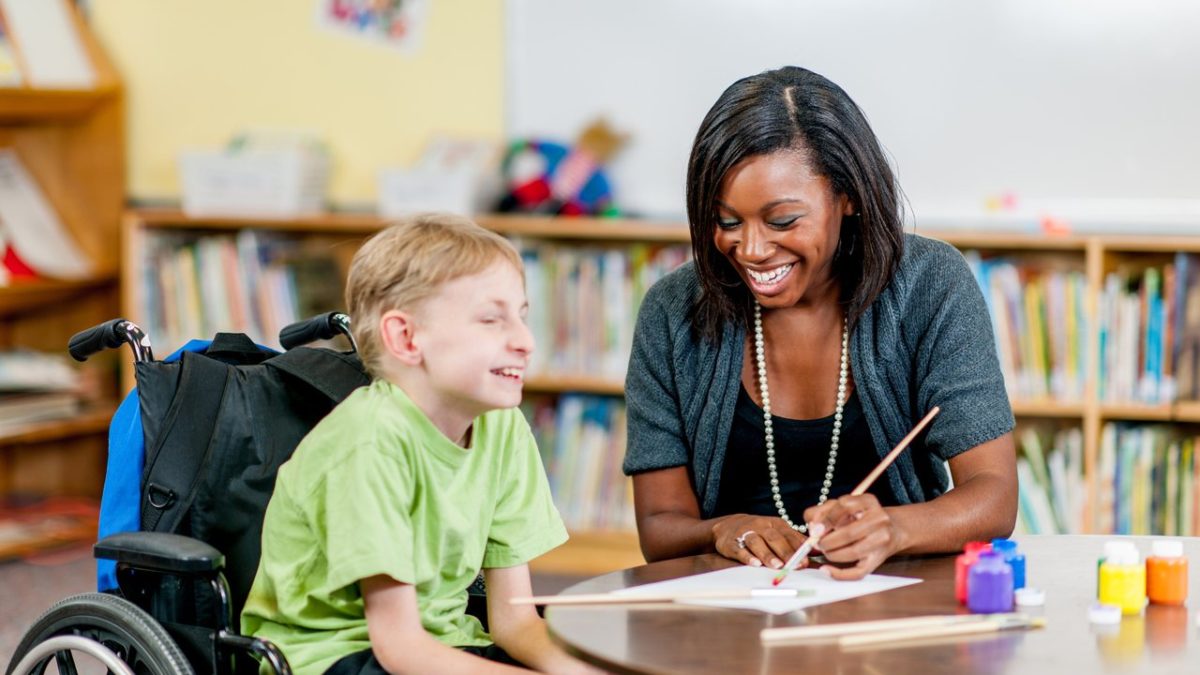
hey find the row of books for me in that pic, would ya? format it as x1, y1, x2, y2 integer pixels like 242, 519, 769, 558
139, 231, 341, 352
0, 350, 87, 431
1013, 426, 1086, 535
518, 240, 690, 379
524, 394, 634, 532
963, 253, 1089, 402
1096, 423, 1200, 537
1098, 253, 1200, 404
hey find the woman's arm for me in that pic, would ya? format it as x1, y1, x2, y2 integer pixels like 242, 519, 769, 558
634, 466, 807, 569
483, 565, 605, 675
803, 432, 1017, 580
361, 575, 527, 675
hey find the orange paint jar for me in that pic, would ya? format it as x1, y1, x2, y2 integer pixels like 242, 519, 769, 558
1146, 540, 1188, 606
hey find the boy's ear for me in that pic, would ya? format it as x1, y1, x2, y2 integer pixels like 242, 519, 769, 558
379, 310, 422, 366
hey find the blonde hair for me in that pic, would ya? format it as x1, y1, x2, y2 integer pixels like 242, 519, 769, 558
345, 213, 522, 378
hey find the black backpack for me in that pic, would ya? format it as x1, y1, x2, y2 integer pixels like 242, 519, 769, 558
134, 332, 369, 611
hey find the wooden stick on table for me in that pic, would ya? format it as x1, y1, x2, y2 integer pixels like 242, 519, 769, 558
760, 613, 1021, 643
513, 587, 811, 606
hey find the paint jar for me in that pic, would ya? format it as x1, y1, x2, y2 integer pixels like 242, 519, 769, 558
991, 538, 1026, 590
955, 541, 989, 605
1098, 544, 1146, 616
967, 550, 1014, 614
1097, 540, 1135, 596
1146, 539, 1188, 606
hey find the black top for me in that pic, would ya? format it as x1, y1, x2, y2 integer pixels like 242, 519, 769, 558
712, 386, 898, 519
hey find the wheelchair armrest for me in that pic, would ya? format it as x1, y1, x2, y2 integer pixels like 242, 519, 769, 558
95, 531, 225, 574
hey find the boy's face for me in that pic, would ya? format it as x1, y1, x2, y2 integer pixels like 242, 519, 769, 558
411, 260, 534, 420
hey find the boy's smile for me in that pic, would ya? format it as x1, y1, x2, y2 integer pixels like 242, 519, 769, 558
400, 260, 534, 444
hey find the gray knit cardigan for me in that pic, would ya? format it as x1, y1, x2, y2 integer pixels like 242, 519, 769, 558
622, 234, 1015, 517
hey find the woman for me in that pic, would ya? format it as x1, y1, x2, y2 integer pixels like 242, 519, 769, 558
623, 66, 1017, 580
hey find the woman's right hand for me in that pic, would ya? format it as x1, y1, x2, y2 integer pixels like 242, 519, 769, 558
711, 514, 808, 569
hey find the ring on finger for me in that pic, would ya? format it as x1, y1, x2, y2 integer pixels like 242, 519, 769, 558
735, 530, 756, 550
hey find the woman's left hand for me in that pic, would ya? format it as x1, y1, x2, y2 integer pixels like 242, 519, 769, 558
802, 494, 905, 580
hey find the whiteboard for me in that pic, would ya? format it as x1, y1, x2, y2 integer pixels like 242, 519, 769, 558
507, 0, 1200, 231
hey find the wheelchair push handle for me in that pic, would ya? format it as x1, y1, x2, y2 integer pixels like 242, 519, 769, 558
68, 319, 154, 363
279, 311, 357, 352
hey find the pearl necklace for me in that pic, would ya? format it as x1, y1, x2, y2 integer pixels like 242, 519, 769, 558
753, 301, 849, 534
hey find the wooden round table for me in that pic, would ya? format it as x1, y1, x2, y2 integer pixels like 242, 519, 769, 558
545, 536, 1198, 674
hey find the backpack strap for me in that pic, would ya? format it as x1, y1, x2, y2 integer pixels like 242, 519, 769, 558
141, 351, 230, 532
265, 347, 370, 402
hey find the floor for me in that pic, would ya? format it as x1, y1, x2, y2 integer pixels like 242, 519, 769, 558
1, 546, 582, 670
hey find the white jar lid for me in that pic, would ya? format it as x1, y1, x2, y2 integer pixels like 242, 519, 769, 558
1015, 587, 1045, 607
1107, 545, 1140, 566
1103, 540, 1137, 559
1152, 539, 1184, 558
1089, 603, 1122, 625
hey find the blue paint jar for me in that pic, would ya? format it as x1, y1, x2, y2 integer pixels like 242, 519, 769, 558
968, 550, 1014, 614
991, 538, 1026, 590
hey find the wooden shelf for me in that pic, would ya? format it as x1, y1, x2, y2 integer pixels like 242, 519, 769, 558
0, 2, 123, 502
0, 403, 116, 446
922, 230, 1090, 251
1093, 401, 1200, 423
1093, 236, 1200, 254
529, 529, 643, 577
131, 210, 695, 244
1009, 399, 1085, 418
0, 86, 120, 122
1172, 401, 1200, 422
0, 276, 116, 317
525, 375, 625, 396
477, 214, 691, 243
130, 209, 388, 235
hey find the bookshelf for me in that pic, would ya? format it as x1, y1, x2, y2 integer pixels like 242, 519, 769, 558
0, 5, 123, 502
928, 230, 1200, 537
122, 209, 1200, 572
122, 210, 687, 574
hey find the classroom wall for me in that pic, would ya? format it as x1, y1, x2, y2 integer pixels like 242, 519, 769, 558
89, 0, 504, 206
508, 0, 1200, 229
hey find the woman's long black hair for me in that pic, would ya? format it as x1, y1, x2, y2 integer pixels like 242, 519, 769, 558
686, 66, 905, 339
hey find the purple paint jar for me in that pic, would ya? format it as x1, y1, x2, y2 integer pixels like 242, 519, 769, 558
968, 550, 1014, 614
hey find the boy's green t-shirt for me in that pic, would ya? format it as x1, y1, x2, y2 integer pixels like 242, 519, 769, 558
241, 379, 568, 675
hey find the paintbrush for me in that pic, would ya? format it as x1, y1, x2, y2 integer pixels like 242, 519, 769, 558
838, 613, 1046, 648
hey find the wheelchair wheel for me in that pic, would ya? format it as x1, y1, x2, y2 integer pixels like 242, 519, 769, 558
7, 592, 194, 675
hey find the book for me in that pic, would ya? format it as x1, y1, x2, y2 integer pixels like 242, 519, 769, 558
0, 391, 79, 431
0, 149, 93, 280
0, 6, 23, 86
0, 0, 93, 88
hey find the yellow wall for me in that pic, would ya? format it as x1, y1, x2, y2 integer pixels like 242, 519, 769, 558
90, 0, 504, 205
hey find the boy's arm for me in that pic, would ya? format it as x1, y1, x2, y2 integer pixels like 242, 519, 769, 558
362, 575, 529, 675
484, 565, 608, 675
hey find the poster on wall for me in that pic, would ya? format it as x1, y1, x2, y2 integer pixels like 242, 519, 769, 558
317, 0, 428, 53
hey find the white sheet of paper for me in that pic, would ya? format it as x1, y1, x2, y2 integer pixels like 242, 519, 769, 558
612, 566, 921, 615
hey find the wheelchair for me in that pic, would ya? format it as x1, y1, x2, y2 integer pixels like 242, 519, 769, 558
6, 313, 490, 675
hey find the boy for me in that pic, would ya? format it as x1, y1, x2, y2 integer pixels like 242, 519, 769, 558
242, 214, 602, 675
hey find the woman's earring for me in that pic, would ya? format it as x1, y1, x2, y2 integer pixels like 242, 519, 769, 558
836, 215, 860, 261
